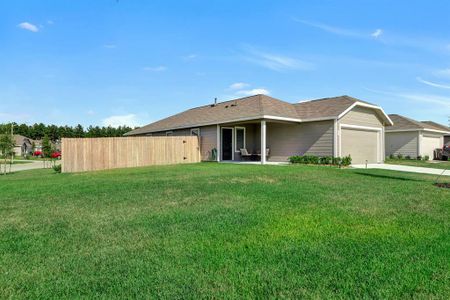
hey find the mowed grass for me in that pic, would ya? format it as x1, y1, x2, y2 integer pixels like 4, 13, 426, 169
386, 158, 450, 170
0, 163, 449, 298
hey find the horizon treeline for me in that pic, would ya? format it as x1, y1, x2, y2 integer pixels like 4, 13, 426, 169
0, 123, 137, 141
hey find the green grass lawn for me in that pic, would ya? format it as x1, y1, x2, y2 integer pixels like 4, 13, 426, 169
386, 158, 450, 170
0, 163, 449, 298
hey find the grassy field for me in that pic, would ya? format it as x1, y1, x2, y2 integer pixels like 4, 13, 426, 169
0, 163, 449, 298
386, 158, 450, 170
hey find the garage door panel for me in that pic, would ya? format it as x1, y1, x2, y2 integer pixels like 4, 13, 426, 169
341, 128, 379, 164
422, 135, 442, 159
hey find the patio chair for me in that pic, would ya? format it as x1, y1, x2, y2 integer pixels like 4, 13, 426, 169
256, 148, 270, 160
240, 148, 252, 161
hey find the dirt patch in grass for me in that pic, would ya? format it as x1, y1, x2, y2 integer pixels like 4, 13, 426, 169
434, 183, 450, 188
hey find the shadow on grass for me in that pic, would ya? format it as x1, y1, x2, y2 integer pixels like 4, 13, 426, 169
353, 171, 424, 182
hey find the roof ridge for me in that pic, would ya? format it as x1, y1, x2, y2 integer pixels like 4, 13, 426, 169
389, 114, 424, 128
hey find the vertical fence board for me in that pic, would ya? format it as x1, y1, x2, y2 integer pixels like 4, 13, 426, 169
61, 136, 200, 173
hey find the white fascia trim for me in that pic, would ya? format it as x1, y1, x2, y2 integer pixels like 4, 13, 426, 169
301, 116, 337, 123
339, 123, 383, 131
337, 102, 394, 126
262, 115, 302, 122
386, 128, 450, 134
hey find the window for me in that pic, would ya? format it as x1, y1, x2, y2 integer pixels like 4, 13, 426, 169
190, 128, 200, 136
235, 127, 245, 152
166, 131, 173, 136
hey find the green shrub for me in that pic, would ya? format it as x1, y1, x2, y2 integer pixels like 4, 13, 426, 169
389, 154, 395, 159
289, 155, 351, 166
405, 155, 411, 160
397, 154, 403, 159
423, 155, 430, 161
52, 164, 62, 173
416, 155, 422, 160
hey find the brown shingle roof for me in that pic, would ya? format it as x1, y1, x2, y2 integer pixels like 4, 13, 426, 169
387, 114, 450, 132
125, 94, 386, 135
421, 121, 450, 133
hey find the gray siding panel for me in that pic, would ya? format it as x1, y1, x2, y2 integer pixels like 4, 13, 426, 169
199, 125, 217, 161
385, 131, 418, 157
267, 120, 334, 162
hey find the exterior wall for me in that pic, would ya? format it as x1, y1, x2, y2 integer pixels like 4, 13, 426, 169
385, 131, 418, 158
338, 106, 384, 161
199, 126, 217, 161
339, 106, 384, 128
266, 120, 334, 162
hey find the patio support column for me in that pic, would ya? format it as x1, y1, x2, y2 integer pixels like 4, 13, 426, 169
261, 120, 266, 164
216, 124, 220, 162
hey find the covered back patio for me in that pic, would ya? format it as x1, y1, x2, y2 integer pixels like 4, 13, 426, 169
216, 119, 297, 164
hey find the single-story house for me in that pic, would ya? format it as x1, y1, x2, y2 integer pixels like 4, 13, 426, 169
125, 95, 393, 164
385, 115, 450, 159
13, 135, 34, 156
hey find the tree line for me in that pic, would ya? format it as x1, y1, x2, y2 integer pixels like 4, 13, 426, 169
0, 123, 136, 141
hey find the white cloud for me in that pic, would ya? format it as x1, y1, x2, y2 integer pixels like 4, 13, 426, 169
236, 88, 270, 96
293, 19, 363, 37
17, 22, 39, 32
364, 87, 450, 110
243, 47, 313, 72
417, 77, 450, 89
104, 44, 117, 49
371, 29, 383, 38
143, 66, 167, 72
229, 82, 250, 90
433, 68, 450, 79
102, 114, 143, 128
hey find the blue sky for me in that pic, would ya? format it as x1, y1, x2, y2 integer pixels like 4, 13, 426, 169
1, 0, 449, 127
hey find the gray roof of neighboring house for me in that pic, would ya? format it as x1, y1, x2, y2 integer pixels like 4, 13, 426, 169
387, 114, 450, 133
13, 135, 32, 146
421, 121, 450, 134
125, 94, 388, 136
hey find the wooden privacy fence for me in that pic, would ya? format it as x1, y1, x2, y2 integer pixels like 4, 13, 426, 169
61, 136, 201, 173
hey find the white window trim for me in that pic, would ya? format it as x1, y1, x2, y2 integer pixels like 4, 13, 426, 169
234, 126, 246, 152
190, 128, 200, 136
221, 127, 234, 161
166, 131, 173, 136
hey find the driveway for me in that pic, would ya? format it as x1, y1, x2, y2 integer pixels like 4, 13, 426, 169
3, 160, 60, 173
352, 163, 450, 176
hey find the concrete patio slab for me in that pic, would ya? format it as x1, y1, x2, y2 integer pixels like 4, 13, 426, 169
352, 163, 450, 176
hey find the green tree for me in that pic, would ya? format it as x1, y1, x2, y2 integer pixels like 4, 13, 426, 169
0, 133, 14, 175
42, 135, 52, 168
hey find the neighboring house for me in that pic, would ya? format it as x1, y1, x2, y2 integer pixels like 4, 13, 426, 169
13, 135, 34, 156
125, 94, 393, 164
385, 115, 450, 159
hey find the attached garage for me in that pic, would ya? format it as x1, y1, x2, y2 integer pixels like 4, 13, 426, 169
341, 127, 380, 164
421, 134, 443, 159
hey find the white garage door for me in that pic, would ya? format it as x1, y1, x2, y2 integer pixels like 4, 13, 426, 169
422, 134, 442, 159
341, 128, 379, 164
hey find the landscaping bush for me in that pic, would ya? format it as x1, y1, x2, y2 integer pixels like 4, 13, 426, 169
289, 155, 351, 166
405, 155, 411, 160
389, 154, 395, 159
397, 154, 403, 159
52, 164, 62, 173
423, 155, 430, 161
417, 155, 422, 160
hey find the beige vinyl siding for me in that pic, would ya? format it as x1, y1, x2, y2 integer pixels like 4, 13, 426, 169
339, 106, 384, 128
199, 125, 217, 161
385, 132, 418, 158
266, 120, 334, 162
